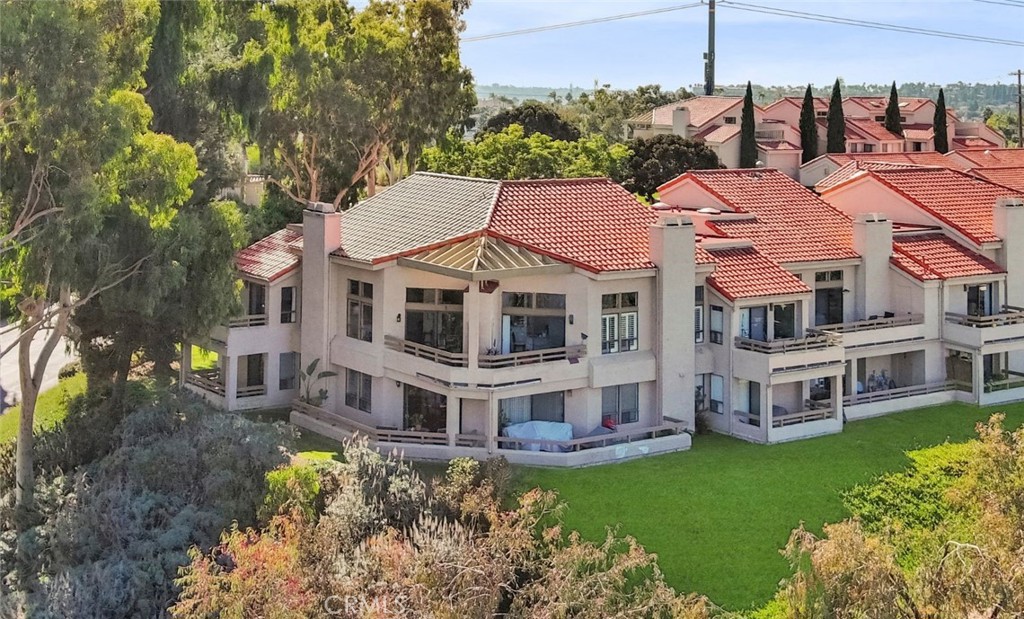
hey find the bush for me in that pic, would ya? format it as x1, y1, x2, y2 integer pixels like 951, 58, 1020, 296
57, 360, 82, 380
260, 464, 321, 524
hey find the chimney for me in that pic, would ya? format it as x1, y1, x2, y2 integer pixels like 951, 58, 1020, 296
649, 212, 696, 428
672, 107, 691, 137
300, 201, 342, 373
994, 197, 1024, 307
852, 213, 893, 319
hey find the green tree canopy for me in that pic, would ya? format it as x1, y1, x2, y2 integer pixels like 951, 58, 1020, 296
480, 101, 580, 141
615, 134, 722, 201
826, 78, 847, 153
421, 124, 630, 181
884, 81, 903, 136
933, 88, 949, 154
799, 84, 820, 163
739, 81, 758, 168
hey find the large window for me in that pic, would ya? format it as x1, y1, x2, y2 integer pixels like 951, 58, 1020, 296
601, 292, 638, 354
347, 280, 373, 342
345, 368, 372, 413
736, 379, 761, 427
602, 383, 639, 425
710, 374, 724, 413
405, 288, 464, 353
710, 305, 724, 344
814, 270, 844, 326
499, 391, 565, 426
739, 306, 768, 341
244, 353, 265, 387
501, 292, 566, 353
773, 303, 796, 339
278, 352, 298, 391
244, 281, 266, 316
967, 284, 993, 317
280, 286, 297, 324
404, 384, 446, 431
695, 286, 705, 343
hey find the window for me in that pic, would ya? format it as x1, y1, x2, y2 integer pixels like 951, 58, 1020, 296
710, 305, 724, 344
345, 368, 372, 413
773, 303, 796, 339
500, 391, 565, 426
739, 306, 768, 341
863, 144, 875, 153
724, 116, 737, 124
815, 270, 843, 283
695, 286, 705, 343
404, 384, 446, 430
244, 281, 266, 316
912, 141, 924, 152
736, 379, 761, 427
280, 287, 297, 324
710, 374, 724, 413
501, 292, 566, 353
814, 270, 844, 326
406, 288, 464, 353
278, 352, 298, 391
244, 354, 264, 387
602, 383, 639, 425
816, 110, 827, 118
601, 292, 638, 354
347, 280, 373, 342
967, 284, 993, 317
874, 115, 885, 122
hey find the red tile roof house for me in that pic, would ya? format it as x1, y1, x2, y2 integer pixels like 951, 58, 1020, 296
184, 168, 1024, 454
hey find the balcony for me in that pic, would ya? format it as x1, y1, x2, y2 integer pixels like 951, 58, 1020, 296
185, 368, 225, 397
734, 332, 839, 354
228, 314, 268, 328
944, 306, 1024, 349
479, 344, 586, 369
384, 335, 469, 368
733, 333, 845, 380
816, 313, 927, 348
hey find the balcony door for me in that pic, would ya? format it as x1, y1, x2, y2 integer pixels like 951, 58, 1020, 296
967, 284, 993, 317
739, 306, 768, 341
405, 288, 464, 353
773, 303, 796, 339
814, 288, 843, 326
244, 281, 266, 316
500, 292, 566, 354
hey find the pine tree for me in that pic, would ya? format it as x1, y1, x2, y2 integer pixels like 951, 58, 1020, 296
933, 87, 949, 153
799, 84, 819, 163
826, 78, 846, 153
740, 81, 758, 168
884, 81, 903, 136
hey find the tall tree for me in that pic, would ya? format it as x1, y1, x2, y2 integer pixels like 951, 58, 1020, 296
255, 0, 475, 208
739, 81, 758, 168
827, 78, 847, 153
884, 81, 903, 136
799, 84, 820, 163
616, 134, 722, 201
480, 101, 580, 141
933, 87, 949, 153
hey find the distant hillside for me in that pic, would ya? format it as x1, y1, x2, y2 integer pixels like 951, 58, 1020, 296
475, 81, 1019, 120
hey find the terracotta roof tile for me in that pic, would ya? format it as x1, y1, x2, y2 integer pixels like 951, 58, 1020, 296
845, 117, 904, 142
632, 96, 744, 127
660, 169, 859, 264
891, 233, 1005, 281
845, 96, 933, 112
953, 148, 1024, 168
694, 124, 740, 143
757, 140, 800, 151
953, 137, 999, 149
968, 166, 1024, 193
808, 151, 958, 168
704, 245, 811, 300
236, 228, 302, 282
902, 123, 934, 140
815, 160, 931, 192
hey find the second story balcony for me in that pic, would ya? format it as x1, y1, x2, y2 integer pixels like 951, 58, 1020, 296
814, 313, 927, 349
733, 332, 845, 379
944, 305, 1024, 349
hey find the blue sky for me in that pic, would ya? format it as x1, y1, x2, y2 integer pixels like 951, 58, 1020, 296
459, 0, 1022, 89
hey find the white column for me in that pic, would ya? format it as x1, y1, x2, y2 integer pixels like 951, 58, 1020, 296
465, 284, 481, 371
446, 395, 460, 447
487, 394, 499, 454
224, 355, 238, 411
180, 342, 192, 385
973, 352, 985, 402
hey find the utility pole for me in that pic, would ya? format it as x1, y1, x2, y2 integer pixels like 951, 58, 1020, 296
1012, 69, 1022, 148
704, 0, 716, 96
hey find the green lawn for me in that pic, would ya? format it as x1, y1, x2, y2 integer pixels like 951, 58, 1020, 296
518, 401, 1024, 610
0, 373, 88, 443
190, 345, 219, 371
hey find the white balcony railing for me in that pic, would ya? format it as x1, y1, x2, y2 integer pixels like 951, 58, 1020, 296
772, 406, 835, 428
816, 313, 924, 334
945, 306, 1024, 328
734, 332, 840, 354
185, 369, 225, 396
228, 314, 268, 328
843, 381, 958, 406
384, 335, 469, 368
479, 344, 586, 369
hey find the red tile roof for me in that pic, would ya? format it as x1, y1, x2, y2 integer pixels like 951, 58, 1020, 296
488, 178, 658, 273
891, 233, 1005, 281
853, 168, 1023, 245
236, 228, 302, 281
952, 137, 999, 149
660, 169, 859, 264
902, 123, 934, 141
638, 96, 744, 127
694, 124, 740, 143
806, 151, 960, 169
846, 117, 904, 142
814, 160, 931, 191
704, 244, 811, 300
763, 96, 830, 112
952, 148, 1024, 168
845, 96, 934, 113
968, 166, 1024, 193
757, 140, 800, 151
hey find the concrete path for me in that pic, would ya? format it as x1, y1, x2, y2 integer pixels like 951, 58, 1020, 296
0, 322, 76, 407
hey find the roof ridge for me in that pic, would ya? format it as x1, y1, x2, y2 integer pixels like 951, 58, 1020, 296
411, 171, 501, 184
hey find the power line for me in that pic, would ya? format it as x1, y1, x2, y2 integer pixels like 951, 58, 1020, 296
717, 1, 1024, 47
974, 0, 1024, 7
461, 3, 704, 43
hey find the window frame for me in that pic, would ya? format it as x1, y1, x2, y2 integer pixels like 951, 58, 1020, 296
280, 286, 298, 324
709, 305, 724, 345
602, 383, 639, 425
278, 352, 298, 391
695, 286, 705, 343
346, 279, 374, 342
345, 368, 372, 413
601, 292, 639, 354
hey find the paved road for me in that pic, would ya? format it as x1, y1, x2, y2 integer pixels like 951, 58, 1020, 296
0, 323, 76, 407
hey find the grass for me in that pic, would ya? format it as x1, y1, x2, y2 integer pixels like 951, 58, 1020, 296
518, 401, 1024, 610
0, 373, 88, 443
190, 345, 218, 371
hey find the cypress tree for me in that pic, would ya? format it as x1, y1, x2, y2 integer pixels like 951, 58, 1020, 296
799, 84, 819, 163
884, 81, 903, 136
933, 87, 949, 153
739, 81, 758, 168
826, 78, 846, 153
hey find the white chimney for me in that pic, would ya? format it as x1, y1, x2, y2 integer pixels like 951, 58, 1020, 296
852, 212, 893, 319
300, 201, 342, 373
994, 197, 1024, 307
672, 107, 691, 137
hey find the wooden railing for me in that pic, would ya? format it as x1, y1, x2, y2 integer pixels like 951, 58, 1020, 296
237, 384, 267, 398
772, 407, 835, 428
984, 371, 1024, 393
293, 400, 450, 445
734, 332, 840, 354
945, 306, 1024, 328
496, 421, 685, 452
843, 381, 955, 405
816, 313, 924, 333
733, 411, 761, 427
185, 369, 225, 396
479, 344, 586, 369
384, 335, 469, 367
228, 314, 268, 328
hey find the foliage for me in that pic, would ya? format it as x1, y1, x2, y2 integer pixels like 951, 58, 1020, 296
933, 88, 949, 153
253, 0, 475, 207
0, 374, 88, 443
986, 109, 1020, 146
740, 82, 758, 168
421, 124, 630, 181
260, 465, 322, 523
244, 186, 303, 244
884, 82, 903, 136
616, 134, 722, 201
298, 358, 337, 407
557, 83, 693, 143
480, 100, 580, 141
0, 389, 291, 618
826, 79, 846, 153
798, 85, 819, 164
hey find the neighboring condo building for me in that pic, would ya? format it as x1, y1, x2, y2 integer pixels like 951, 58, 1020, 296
184, 168, 1024, 465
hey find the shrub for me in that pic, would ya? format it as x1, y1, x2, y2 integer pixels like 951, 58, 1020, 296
260, 464, 321, 524
57, 361, 82, 380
